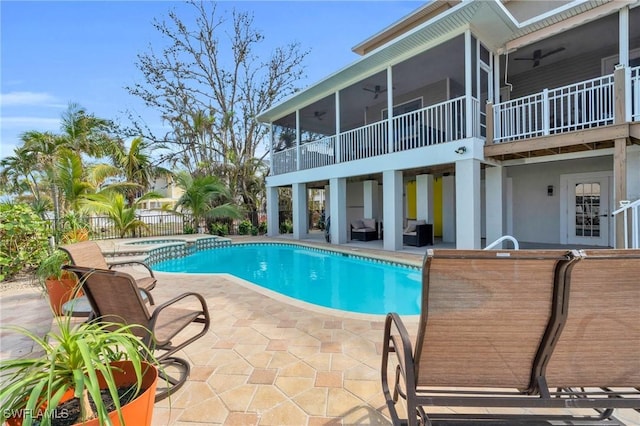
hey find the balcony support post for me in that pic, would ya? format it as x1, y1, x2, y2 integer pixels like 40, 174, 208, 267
455, 158, 482, 249
485, 165, 505, 248
486, 102, 494, 144
266, 186, 279, 237
329, 177, 347, 244
619, 7, 631, 122
387, 66, 394, 154
292, 182, 307, 240
383, 170, 403, 251
614, 137, 628, 248
295, 110, 301, 171
416, 174, 434, 225
464, 30, 473, 138
542, 88, 550, 136
335, 90, 341, 163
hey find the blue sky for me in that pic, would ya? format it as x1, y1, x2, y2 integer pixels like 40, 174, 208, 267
0, 1, 422, 161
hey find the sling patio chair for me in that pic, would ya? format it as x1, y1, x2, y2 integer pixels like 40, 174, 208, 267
60, 240, 156, 305
542, 249, 640, 422
63, 265, 211, 401
381, 249, 581, 426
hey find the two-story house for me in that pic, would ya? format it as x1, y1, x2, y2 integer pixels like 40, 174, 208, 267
257, 0, 640, 250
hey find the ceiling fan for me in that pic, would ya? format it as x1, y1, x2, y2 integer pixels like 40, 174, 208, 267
514, 47, 565, 68
363, 85, 387, 99
314, 111, 326, 121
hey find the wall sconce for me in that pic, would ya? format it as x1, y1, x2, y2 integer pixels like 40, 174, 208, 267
454, 146, 467, 154
547, 185, 554, 196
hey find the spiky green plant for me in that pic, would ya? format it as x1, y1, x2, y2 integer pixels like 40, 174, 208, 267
0, 312, 157, 425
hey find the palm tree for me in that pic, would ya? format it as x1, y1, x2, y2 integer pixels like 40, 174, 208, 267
174, 171, 241, 232
55, 150, 95, 214
59, 103, 114, 158
83, 191, 161, 238
110, 137, 159, 207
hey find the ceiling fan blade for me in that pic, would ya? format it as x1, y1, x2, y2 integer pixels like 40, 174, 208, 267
540, 47, 565, 59
514, 57, 534, 61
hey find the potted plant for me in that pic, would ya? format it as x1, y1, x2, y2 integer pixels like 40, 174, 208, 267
0, 313, 159, 426
36, 249, 79, 316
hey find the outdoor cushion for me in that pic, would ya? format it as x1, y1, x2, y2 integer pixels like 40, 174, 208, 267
362, 218, 376, 229
351, 219, 365, 229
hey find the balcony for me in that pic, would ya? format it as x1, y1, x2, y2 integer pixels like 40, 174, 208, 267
269, 64, 639, 176
270, 96, 479, 176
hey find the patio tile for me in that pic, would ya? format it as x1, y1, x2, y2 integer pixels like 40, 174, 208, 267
225, 412, 259, 425
248, 386, 288, 412
315, 371, 343, 388
176, 396, 228, 423
293, 387, 329, 416
219, 384, 258, 411
274, 376, 315, 398
258, 400, 308, 426
248, 368, 277, 385
320, 341, 342, 353
326, 388, 364, 417
206, 373, 249, 393
265, 339, 288, 351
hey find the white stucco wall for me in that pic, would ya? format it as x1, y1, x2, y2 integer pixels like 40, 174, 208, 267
506, 156, 612, 244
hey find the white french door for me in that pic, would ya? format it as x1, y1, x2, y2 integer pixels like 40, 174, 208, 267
563, 172, 612, 247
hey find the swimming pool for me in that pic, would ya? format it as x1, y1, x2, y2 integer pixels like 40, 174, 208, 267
152, 243, 422, 315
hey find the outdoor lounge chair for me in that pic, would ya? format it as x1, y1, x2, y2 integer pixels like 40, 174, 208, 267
63, 265, 211, 401
351, 218, 378, 241
543, 249, 640, 414
381, 248, 640, 425
60, 240, 156, 304
402, 220, 433, 247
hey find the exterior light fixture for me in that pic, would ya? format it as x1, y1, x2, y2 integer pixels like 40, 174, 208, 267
454, 146, 467, 154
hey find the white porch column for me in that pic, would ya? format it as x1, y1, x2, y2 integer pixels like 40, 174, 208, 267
456, 159, 481, 249
266, 186, 279, 237
620, 6, 631, 122
329, 178, 347, 244
464, 29, 473, 138
416, 174, 434, 224
295, 110, 302, 170
383, 170, 403, 251
292, 183, 307, 240
442, 175, 455, 243
485, 165, 505, 248
363, 180, 380, 220
335, 91, 341, 163
386, 66, 394, 153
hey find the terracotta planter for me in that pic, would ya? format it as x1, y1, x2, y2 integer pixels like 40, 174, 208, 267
6, 361, 158, 426
45, 275, 80, 316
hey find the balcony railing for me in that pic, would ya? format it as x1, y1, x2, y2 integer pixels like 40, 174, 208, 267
339, 120, 389, 162
632, 66, 640, 122
493, 74, 615, 143
300, 136, 336, 170
271, 146, 297, 176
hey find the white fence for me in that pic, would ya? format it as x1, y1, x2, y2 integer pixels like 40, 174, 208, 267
271, 146, 297, 175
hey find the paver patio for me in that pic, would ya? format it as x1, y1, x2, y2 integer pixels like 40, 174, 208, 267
1, 236, 638, 425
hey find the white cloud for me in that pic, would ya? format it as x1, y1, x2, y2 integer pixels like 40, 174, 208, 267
1, 91, 65, 108
0, 116, 60, 130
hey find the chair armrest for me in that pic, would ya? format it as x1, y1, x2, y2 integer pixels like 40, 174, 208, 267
149, 292, 210, 330
109, 260, 155, 277
381, 313, 416, 403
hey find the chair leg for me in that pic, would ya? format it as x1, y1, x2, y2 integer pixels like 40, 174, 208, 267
155, 356, 191, 402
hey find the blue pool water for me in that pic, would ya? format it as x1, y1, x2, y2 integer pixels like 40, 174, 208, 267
152, 243, 422, 315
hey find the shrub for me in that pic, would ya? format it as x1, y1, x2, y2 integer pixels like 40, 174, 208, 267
0, 203, 50, 281
250, 226, 259, 236
238, 220, 252, 235
258, 221, 267, 234
209, 222, 228, 236
279, 219, 293, 234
